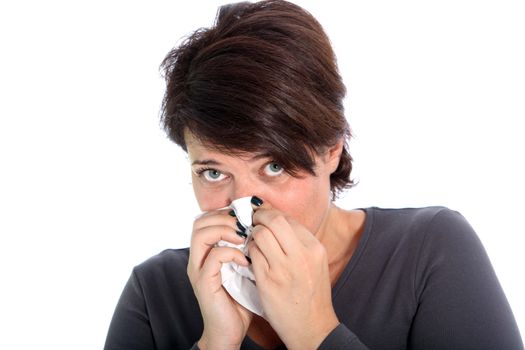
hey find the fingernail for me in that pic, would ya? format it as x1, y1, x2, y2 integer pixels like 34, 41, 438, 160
236, 221, 246, 233
245, 255, 252, 264
236, 230, 248, 239
251, 196, 263, 207
228, 210, 236, 217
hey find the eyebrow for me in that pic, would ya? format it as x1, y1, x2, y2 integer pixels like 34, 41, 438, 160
191, 159, 221, 166
191, 152, 272, 166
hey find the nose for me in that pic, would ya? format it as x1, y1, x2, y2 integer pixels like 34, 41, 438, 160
228, 177, 261, 204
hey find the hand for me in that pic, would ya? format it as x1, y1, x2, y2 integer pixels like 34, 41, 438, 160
187, 209, 253, 350
247, 203, 340, 349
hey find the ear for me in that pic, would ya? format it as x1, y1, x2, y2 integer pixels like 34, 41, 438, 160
325, 139, 345, 174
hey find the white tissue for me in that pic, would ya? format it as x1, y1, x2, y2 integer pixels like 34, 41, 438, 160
216, 196, 264, 317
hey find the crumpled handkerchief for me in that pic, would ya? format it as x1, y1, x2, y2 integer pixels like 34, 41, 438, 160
216, 196, 264, 316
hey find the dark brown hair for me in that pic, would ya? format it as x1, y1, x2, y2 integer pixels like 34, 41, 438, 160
160, 0, 354, 198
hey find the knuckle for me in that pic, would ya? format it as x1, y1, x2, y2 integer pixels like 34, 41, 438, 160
191, 219, 199, 232
268, 212, 286, 227
190, 225, 203, 243
312, 242, 327, 260
246, 242, 254, 254
186, 264, 198, 285
192, 213, 208, 231
206, 246, 219, 259
251, 227, 262, 241
251, 226, 265, 241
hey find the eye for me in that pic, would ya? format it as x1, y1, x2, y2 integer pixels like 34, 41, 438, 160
263, 162, 284, 176
196, 168, 226, 182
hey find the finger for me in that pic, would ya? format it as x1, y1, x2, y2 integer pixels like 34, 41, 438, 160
250, 195, 265, 210
199, 246, 250, 281
193, 208, 238, 231
250, 224, 287, 268
246, 242, 269, 279
191, 209, 244, 252
194, 208, 249, 241
252, 208, 298, 256
286, 216, 320, 248
189, 225, 245, 272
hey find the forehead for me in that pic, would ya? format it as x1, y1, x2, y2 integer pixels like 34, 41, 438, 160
185, 131, 269, 163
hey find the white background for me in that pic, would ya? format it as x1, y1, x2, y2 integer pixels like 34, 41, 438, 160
0, 1, 523, 348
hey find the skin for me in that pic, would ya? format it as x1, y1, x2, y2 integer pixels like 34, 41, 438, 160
185, 131, 365, 350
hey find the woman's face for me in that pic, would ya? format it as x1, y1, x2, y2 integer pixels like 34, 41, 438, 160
185, 132, 342, 235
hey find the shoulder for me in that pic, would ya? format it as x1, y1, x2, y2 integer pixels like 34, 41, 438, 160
375, 206, 479, 252
132, 248, 191, 288
359, 206, 482, 274
365, 206, 475, 244
115, 248, 202, 346
368, 206, 491, 287
363, 206, 491, 295
135, 248, 190, 272
366, 206, 460, 229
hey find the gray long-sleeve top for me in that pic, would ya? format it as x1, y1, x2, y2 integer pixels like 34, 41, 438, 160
104, 207, 524, 349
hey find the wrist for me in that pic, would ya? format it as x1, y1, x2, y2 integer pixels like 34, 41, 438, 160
198, 336, 241, 350
287, 316, 340, 350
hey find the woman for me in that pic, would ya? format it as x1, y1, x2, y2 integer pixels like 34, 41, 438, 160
104, 1, 523, 349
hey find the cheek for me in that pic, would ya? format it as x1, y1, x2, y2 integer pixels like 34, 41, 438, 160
266, 177, 329, 233
192, 176, 230, 212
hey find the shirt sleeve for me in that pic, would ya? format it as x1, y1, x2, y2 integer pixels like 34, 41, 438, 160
409, 209, 523, 349
317, 324, 370, 349
104, 269, 156, 350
